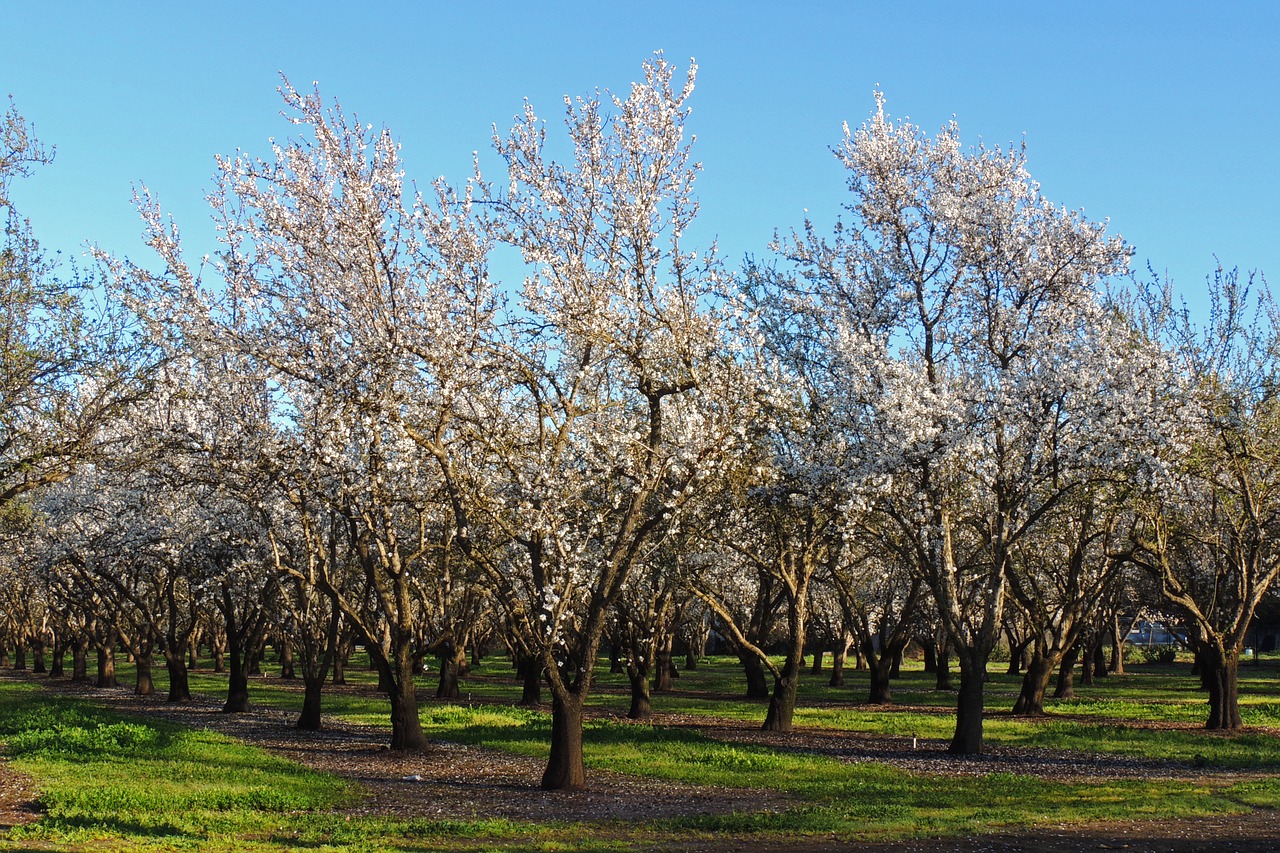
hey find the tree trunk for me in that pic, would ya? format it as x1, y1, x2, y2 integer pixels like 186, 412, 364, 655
517, 654, 543, 707
1012, 652, 1056, 715
71, 637, 89, 682
652, 635, 676, 693
436, 641, 465, 699
134, 646, 156, 697
1053, 644, 1078, 699
12, 641, 26, 671
211, 635, 226, 673
1109, 614, 1126, 674
809, 642, 825, 675
762, 666, 798, 732
867, 651, 895, 705
165, 650, 192, 702
921, 641, 937, 673
31, 641, 46, 674
542, 692, 587, 790
386, 660, 427, 750
1203, 646, 1243, 730
829, 638, 848, 687
627, 662, 652, 720
49, 638, 65, 678
223, 649, 251, 712
949, 652, 986, 755
280, 639, 296, 680
96, 640, 117, 688
738, 649, 770, 699
297, 674, 325, 730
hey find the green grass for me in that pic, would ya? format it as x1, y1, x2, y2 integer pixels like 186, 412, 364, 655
4, 650, 1280, 850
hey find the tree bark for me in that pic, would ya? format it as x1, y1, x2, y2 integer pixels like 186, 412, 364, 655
738, 648, 770, 700
627, 662, 652, 720
517, 654, 543, 707
866, 651, 896, 705
223, 646, 251, 713
1012, 652, 1056, 715
542, 692, 587, 790
1053, 644, 1078, 699
1202, 645, 1243, 730
1109, 614, 1126, 674
383, 647, 427, 750
48, 637, 65, 678
297, 674, 325, 730
652, 634, 676, 693
165, 649, 192, 702
71, 636, 89, 682
949, 652, 986, 755
829, 635, 849, 687
134, 646, 156, 697
96, 638, 117, 688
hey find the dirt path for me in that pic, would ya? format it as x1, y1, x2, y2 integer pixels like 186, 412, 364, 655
4, 671, 1278, 851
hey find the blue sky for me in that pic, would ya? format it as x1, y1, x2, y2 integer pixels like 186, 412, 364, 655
4, 2, 1277, 314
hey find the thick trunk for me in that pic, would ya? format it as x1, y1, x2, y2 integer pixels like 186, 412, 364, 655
13, 642, 26, 671
949, 652, 986, 755
436, 642, 465, 700
1012, 652, 1056, 715
763, 668, 798, 732
31, 641, 46, 674
652, 637, 676, 693
48, 639, 65, 678
96, 632, 117, 688
1203, 646, 1243, 730
280, 640, 296, 680
542, 692, 587, 791
829, 639, 848, 687
867, 652, 895, 705
517, 654, 543, 707
165, 651, 192, 702
223, 655, 251, 712
738, 649, 770, 699
809, 643, 825, 675
387, 663, 427, 750
222, 619, 250, 713
1053, 645, 1079, 699
134, 647, 156, 697
921, 641, 937, 673
627, 663, 652, 720
71, 637, 89, 682
297, 674, 325, 730
1092, 643, 1108, 679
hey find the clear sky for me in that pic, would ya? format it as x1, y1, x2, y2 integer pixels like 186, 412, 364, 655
4, 1, 1277, 315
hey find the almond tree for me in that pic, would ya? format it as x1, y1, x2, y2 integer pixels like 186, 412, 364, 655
2, 100, 150, 524
109, 78, 496, 750
1126, 267, 1280, 730
443, 54, 742, 788
777, 93, 1170, 754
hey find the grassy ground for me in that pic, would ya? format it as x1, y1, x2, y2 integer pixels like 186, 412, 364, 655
2, 652, 1279, 851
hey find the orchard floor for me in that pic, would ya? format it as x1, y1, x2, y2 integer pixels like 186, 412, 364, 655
4, 670, 1279, 851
